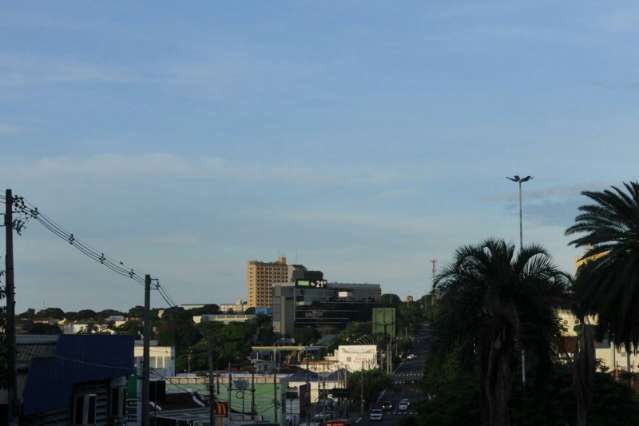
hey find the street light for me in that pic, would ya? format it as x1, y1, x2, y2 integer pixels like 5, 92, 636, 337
506, 175, 533, 250
506, 175, 533, 390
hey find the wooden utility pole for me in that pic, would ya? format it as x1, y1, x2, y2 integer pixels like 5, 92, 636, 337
5, 189, 17, 426
208, 345, 215, 426
141, 274, 151, 426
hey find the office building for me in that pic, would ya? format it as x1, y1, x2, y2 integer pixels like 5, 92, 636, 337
247, 257, 323, 309
247, 256, 290, 308
272, 281, 381, 336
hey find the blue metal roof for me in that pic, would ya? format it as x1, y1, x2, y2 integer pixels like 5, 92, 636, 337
22, 334, 134, 415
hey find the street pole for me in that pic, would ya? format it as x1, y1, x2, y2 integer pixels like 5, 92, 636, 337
273, 365, 278, 424
360, 360, 364, 417
141, 274, 151, 426
306, 358, 310, 426
228, 362, 232, 420
518, 180, 523, 251
5, 189, 17, 426
507, 175, 532, 389
208, 345, 215, 426
251, 368, 256, 420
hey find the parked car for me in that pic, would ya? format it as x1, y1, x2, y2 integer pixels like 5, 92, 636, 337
369, 409, 384, 421
398, 399, 410, 411
380, 400, 393, 411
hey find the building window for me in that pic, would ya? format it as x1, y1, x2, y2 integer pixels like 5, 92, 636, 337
73, 394, 97, 425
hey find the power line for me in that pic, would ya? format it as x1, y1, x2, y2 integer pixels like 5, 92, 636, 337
9, 194, 177, 306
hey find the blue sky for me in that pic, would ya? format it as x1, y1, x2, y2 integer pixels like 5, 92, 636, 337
2, 1, 639, 311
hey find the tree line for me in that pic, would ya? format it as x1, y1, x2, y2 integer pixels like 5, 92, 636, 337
416, 182, 639, 426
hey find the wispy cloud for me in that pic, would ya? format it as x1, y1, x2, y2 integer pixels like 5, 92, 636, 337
0, 153, 412, 188
0, 53, 139, 88
0, 122, 21, 135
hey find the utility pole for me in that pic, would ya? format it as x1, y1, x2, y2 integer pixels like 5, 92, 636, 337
208, 344, 215, 426
251, 368, 256, 420
228, 362, 232, 420
306, 358, 311, 426
141, 274, 151, 426
5, 189, 17, 426
273, 365, 278, 424
360, 360, 364, 417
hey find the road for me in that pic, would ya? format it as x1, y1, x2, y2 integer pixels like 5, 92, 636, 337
356, 325, 432, 426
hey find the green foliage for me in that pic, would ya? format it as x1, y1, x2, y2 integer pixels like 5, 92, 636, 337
115, 320, 143, 338
347, 369, 391, 409
186, 321, 253, 371
330, 321, 371, 349
293, 327, 319, 345
128, 305, 144, 318
17, 308, 35, 320
433, 240, 569, 425
156, 307, 201, 351
177, 315, 275, 372
418, 344, 480, 425
96, 309, 124, 320
76, 309, 97, 320
396, 301, 425, 335
35, 307, 65, 319
190, 304, 220, 315
420, 355, 639, 426
566, 182, 639, 349
23, 322, 62, 335
380, 293, 401, 306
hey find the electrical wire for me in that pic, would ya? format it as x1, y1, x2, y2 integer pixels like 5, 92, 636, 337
8, 194, 177, 305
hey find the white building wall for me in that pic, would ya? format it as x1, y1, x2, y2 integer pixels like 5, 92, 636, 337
333, 345, 378, 372
134, 344, 176, 378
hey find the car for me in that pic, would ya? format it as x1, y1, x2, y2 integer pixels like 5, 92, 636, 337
406, 353, 417, 360
398, 399, 410, 411
380, 400, 393, 411
369, 409, 384, 421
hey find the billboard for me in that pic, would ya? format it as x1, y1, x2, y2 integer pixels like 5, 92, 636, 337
372, 307, 396, 337
295, 279, 327, 288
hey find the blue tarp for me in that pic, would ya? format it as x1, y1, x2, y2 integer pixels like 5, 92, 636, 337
22, 334, 134, 415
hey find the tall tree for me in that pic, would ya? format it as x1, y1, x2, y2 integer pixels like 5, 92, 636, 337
435, 239, 567, 426
566, 182, 639, 348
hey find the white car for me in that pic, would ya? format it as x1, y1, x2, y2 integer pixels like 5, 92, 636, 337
398, 399, 410, 411
369, 409, 384, 421
406, 353, 417, 360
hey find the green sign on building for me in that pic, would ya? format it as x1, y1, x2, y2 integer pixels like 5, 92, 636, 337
372, 307, 396, 337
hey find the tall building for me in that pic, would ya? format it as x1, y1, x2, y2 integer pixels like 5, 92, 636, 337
272, 281, 381, 336
247, 256, 289, 308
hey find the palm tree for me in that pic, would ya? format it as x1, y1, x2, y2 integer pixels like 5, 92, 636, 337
435, 239, 568, 426
566, 182, 639, 349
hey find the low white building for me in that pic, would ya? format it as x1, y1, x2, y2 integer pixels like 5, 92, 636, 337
327, 345, 378, 372
134, 340, 176, 378
63, 323, 114, 334
219, 299, 248, 314
557, 309, 639, 373
193, 314, 256, 325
